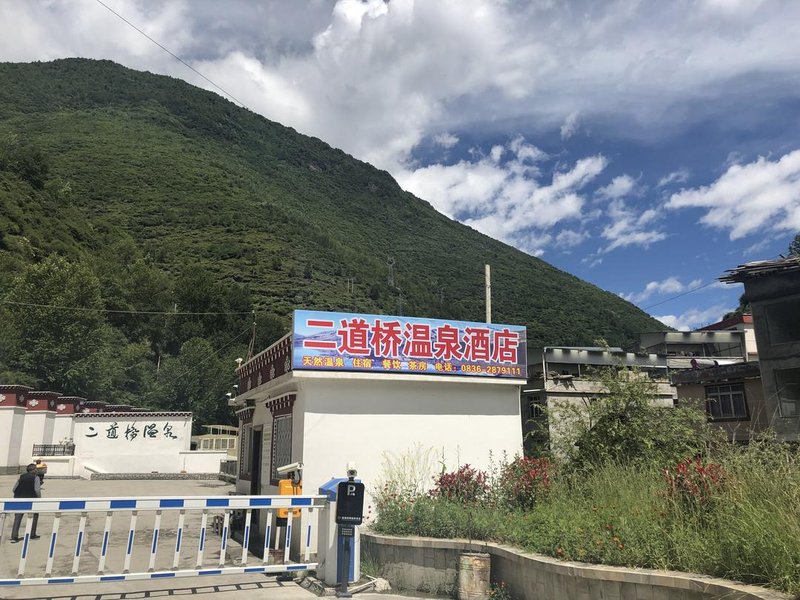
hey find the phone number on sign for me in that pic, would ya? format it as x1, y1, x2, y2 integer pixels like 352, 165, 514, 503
459, 364, 522, 376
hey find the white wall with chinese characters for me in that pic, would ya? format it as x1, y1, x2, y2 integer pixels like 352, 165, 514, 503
72, 413, 192, 477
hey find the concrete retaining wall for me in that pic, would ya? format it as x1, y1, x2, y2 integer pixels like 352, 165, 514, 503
362, 532, 791, 600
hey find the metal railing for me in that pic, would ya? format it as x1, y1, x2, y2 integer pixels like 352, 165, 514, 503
31, 444, 75, 457
220, 459, 238, 478
0, 493, 325, 586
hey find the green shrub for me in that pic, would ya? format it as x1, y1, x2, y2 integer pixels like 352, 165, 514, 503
374, 443, 800, 596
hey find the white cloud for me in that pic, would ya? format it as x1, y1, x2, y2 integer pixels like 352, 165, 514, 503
657, 168, 690, 188
596, 175, 637, 200
396, 139, 605, 255
560, 111, 580, 140
433, 132, 459, 149
622, 277, 703, 304
655, 303, 733, 331
554, 229, 589, 249
601, 199, 666, 252
667, 150, 800, 240
3, 0, 800, 173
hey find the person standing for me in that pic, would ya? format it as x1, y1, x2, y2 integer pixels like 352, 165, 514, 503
10, 464, 41, 543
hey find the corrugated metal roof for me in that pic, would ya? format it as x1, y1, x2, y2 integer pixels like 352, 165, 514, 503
720, 256, 800, 282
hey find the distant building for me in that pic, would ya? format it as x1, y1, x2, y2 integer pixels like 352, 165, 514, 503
698, 314, 758, 362
191, 424, 238, 457
672, 361, 765, 442
522, 330, 750, 453
638, 330, 747, 368
721, 257, 800, 441
522, 346, 674, 454
0, 385, 228, 477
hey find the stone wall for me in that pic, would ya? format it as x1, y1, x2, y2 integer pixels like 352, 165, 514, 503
362, 532, 791, 600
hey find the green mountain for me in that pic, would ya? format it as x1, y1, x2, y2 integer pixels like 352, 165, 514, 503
0, 59, 664, 418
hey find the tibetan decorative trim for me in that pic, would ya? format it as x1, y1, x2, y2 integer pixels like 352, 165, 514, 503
237, 334, 293, 391
74, 412, 192, 418
236, 407, 255, 423
266, 394, 296, 416
0, 385, 34, 393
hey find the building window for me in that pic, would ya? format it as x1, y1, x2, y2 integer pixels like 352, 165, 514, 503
776, 368, 800, 418
239, 425, 252, 479
527, 396, 544, 420
270, 415, 292, 484
705, 383, 747, 420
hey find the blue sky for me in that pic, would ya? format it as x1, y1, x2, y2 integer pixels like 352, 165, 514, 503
2, 0, 799, 330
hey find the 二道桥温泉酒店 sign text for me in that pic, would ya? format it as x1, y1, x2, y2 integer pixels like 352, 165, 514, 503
292, 310, 527, 378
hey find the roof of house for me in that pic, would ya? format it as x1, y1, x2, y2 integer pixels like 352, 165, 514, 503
720, 256, 800, 283
699, 314, 753, 330
671, 361, 761, 385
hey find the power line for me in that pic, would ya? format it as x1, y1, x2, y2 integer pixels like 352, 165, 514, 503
642, 280, 719, 311
640, 253, 784, 312
147, 326, 251, 399
94, 0, 246, 108
0, 299, 252, 316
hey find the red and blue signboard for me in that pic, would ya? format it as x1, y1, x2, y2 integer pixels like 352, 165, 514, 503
292, 310, 527, 379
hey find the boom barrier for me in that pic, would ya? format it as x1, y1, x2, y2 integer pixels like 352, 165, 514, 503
0, 494, 326, 587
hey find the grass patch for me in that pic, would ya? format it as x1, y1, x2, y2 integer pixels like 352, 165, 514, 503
373, 444, 800, 597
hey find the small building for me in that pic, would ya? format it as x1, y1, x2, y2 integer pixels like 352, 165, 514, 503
0, 385, 229, 477
522, 347, 675, 454
672, 361, 765, 442
191, 424, 238, 456
698, 314, 759, 362
231, 310, 527, 505
638, 330, 747, 368
522, 329, 750, 454
721, 257, 800, 440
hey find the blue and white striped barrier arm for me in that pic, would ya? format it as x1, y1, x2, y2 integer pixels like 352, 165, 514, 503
0, 494, 325, 586
1, 495, 326, 513
0, 564, 315, 587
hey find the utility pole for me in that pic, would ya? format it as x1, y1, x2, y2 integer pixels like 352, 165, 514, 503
387, 256, 395, 288
485, 264, 492, 323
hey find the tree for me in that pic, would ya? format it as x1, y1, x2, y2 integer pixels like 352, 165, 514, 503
4, 255, 115, 397
551, 363, 716, 470
155, 337, 238, 432
789, 233, 800, 257
0, 136, 50, 189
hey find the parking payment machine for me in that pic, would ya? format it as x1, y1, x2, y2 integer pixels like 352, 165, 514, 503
317, 464, 364, 596
335, 477, 364, 597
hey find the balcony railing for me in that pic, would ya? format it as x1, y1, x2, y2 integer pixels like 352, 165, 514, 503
220, 459, 238, 477
32, 443, 75, 456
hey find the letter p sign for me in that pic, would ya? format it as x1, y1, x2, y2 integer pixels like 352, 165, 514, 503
336, 481, 365, 525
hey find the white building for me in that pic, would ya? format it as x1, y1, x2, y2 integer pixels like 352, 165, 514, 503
0, 386, 227, 477
231, 310, 527, 508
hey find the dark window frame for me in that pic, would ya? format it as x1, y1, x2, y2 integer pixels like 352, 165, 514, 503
705, 382, 749, 421
269, 403, 294, 486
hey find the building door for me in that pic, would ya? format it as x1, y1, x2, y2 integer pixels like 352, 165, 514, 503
250, 427, 262, 495
249, 427, 262, 553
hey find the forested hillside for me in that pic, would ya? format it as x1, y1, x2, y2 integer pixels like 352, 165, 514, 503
0, 59, 665, 427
